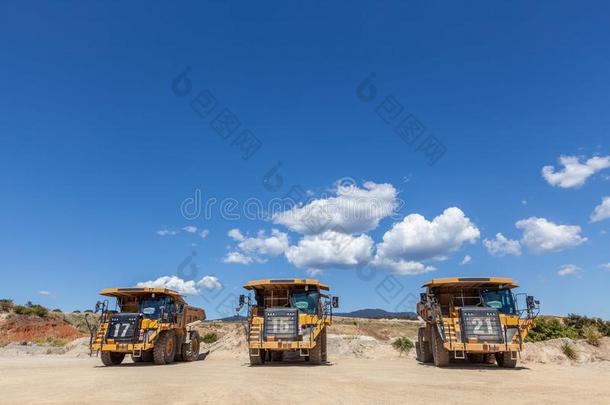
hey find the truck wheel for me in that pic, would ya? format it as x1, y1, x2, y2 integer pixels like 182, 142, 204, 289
416, 327, 433, 363
496, 352, 518, 368
181, 331, 200, 362
249, 349, 265, 366
132, 351, 153, 363
431, 327, 450, 367
101, 351, 125, 366
309, 332, 323, 365
321, 329, 327, 363
153, 330, 176, 365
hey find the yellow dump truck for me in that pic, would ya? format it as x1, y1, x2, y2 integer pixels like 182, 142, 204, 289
238, 279, 339, 365
416, 277, 539, 368
89, 287, 205, 366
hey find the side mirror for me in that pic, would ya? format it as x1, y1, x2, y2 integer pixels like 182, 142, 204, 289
526, 295, 535, 309
332, 296, 339, 309
239, 294, 245, 306
177, 304, 184, 314
420, 293, 427, 303
94, 301, 102, 313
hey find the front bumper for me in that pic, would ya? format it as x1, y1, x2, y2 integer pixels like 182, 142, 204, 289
91, 342, 153, 353
443, 342, 522, 353
248, 340, 315, 350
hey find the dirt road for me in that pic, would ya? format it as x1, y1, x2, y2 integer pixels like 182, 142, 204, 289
1, 355, 608, 404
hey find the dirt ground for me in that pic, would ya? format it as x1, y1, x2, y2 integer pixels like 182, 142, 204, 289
1, 355, 609, 404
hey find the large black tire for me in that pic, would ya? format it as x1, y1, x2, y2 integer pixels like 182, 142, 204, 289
249, 349, 265, 366
431, 327, 450, 367
496, 352, 518, 368
101, 351, 125, 366
181, 331, 200, 362
153, 330, 176, 365
416, 327, 433, 363
321, 329, 327, 363
309, 331, 324, 365
132, 351, 153, 363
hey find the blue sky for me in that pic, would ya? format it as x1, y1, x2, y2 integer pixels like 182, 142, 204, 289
1, 1, 609, 319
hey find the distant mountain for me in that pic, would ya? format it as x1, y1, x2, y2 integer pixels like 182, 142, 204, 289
213, 309, 418, 321
216, 315, 247, 322
334, 308, 418, 320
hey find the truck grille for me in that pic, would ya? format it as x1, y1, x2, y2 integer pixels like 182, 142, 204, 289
459, 307, 504, 343
264, 308, 298, 340
105, 313, 142, 342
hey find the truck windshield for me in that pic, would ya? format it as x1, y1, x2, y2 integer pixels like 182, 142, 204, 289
291, 290, 319, 315
481, 288, 516, 315
139, 298, 170, 319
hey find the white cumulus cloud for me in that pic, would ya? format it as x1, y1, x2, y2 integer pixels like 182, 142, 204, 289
516, 217, 587, 253
285, 230, 373, 271
272, 181, 398, 235
136, 275, 222, 295
542, 155, 610, 188
224, 229, 290, 265
374, 207, 480, 266
156, 228, 178, 236
483, 233, 522, 257
460, 255, 472, 265
590, 196, 610, 223
558, 264, 581, 277
182, 225, 198, 233
223, 251, 254, 265
199, 229, 210, 238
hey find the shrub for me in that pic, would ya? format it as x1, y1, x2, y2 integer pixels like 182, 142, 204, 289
52, 309, 62, 313
526, 318, 578, 342
0, 299, 14, 312
392, 337, 414, 355
561, 341, 578, 360
582, 325, 602, 347
564, 314, 610, 337
13, 302, 48, 317
72, 310, 81, 314
202, 332, 218, 344
34, 337, 68, 347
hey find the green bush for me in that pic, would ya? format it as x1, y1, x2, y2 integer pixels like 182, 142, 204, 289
392, 337, 414, 355
526, 318, 578, 342
52, 308, 62, 313
582, 325, 602, 347
0, 299, 14, 312
34, 337, 68, 347
72, 310, 81, 314
561, 341, 578, 360
564, 314, 610, 337
13, 301, 48, 317
201, 332, 219, 344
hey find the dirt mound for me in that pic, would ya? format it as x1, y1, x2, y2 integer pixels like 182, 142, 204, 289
522, 337, 610, 365
0, 314, 86, 346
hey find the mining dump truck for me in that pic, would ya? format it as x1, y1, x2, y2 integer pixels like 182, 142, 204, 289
416, 277, 539, 368
238, 279, 339, 365
89, 287, 205, 366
